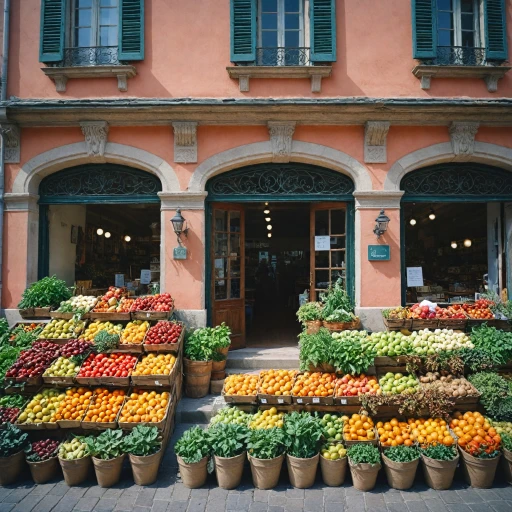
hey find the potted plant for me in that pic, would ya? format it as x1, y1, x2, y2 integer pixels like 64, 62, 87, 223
184, 328, 215, 398
58, 437, 91, 486
501, 432, 512, 485
207, 423, 248, 490
80, 429, 125, 488
210, 323, 232, 357
298, 328, 334, 372
25, 439, 60, 484
382, 444, 420, 490
297, 302, 323, 334
18, 275, 72, 317
420, 444, 459, 490
175, 426, 210, 489
320, 279, 359, 331
0, 423, 29, 485
347, 443, 381, 491
320, 442, 347, 487
211, 351, 227, 381
247, 427, 286, 489
284, 412, 324, 489
123, 425, 162, 486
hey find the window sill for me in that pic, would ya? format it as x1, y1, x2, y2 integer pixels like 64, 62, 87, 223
226, 65, 332, 92
41, 65, 137, 92
412, 64, 512, 92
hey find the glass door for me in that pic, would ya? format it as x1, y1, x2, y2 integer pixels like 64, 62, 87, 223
211, 204, 245, 349
310, 203, 347, 301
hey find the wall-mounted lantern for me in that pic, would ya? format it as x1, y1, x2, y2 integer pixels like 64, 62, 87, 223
373, 209, 390, 239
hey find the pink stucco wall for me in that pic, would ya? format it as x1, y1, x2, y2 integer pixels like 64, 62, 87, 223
3, 212, 28, 308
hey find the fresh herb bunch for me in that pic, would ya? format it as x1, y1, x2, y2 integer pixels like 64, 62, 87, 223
18, 276, 72, 309
93, 330, 120, 353
185, 329, 215, 361
123, 425, 161, 457
207, 423, 248, 458
210, 323, 232, 349
421, 444, 457, 461
296, 302, 323, 324
422, 351, 465, 376
320, 279, 355, 323
0, 346, 21, 387
502, 432, 512, 452
384, 445, 420, 463
0, 423, 29, 457
470, 325, 512, 366
457, 347, 496, 373
79, 429, 125, 460
0, 319, 9, 338
468, 372, 512, 421
283, 412, 324, 459
331, 330, 375, 374
0, 394, 26, 408
9, 329, 41, 350
175, 426, 210, 464
347, 443, 381, 465
298, 328, 332, 372
246, 427, 285, 460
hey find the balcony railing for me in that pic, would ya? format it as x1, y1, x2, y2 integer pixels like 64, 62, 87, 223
256, 47, 311, 66
57, 46, 121, 67
423, 46, 488, 66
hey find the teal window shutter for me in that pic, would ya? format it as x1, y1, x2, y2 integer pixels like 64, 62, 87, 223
411, 0, 437, 59
310, 0, 336, 62
230, 0, 256, 63
119, 0, 145, 61
484, 0, 508, 60
39, 0, 66, 63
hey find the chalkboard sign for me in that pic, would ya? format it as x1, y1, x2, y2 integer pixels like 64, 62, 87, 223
368, 245, 390, 261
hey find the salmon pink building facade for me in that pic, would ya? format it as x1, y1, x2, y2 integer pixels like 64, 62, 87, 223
1, 0, 512, 344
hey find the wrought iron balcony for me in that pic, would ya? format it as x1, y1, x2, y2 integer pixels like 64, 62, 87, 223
57, 46, 121, 67
423, 46, 488, 66
256, 47, 311, 66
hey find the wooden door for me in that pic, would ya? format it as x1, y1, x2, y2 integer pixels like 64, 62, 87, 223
310, 203, 347, 301
211, 204, 246, 349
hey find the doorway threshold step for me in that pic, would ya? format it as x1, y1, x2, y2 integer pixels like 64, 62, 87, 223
226, 347, 299, 370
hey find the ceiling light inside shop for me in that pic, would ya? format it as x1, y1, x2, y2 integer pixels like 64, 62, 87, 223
265, 217, 271, 222
104, 232, 111, 239
265, 202, 269, 206
451, 241, 458, 249
429, 209, 436, 220
267, 233, 272, 238
96, 228, 104, 236
267, 225, 272, 231
124, 235, 131, 242
264, 209, 270, 214
464, 239, 472, 247
409, 218, 417, 226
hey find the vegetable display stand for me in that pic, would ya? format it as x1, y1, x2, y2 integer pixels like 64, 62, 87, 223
59, 455, 92, 486
322, 319, 361, 331
130, 449, 162, 486
19, 307, 52, 319
348, 458, 381, 491
27, 456, 60, 484
286, 453, 319, 489
383, 317, 412, 331
420, 453, 459, 490
382, 453, 418, 490
214, 452, 246, 490
438, 318, 467, 330
320, 454, 347, 487
248, 453, 284, 490
184, 359, 212, 398
92, 454, 126, 488
131, 359, 178, 388
305, 320, 322, 334
0, 450, 25, 485
458, 448, 500, 489
177, 455, 208, 489
411, 319, 438, 330
501, 447, 512, 485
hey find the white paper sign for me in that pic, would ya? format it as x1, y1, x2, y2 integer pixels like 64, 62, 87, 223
407, 267, 424, 287
115, 274, 124, 287
312, 397, 320, 404
315, 236, 330, 251
140, 269, 152, 285
277, 398, 284, 404
260, 398, 267, 404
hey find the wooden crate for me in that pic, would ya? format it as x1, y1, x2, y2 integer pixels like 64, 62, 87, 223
343, 428, 379, 447
19, 308, 52, 319
88, 312, 131, 321
411, 319, 439, 330
131, 358, 179, 388
42, 375, 76, 387
144, 324, 184, 354
131, 309, 173, 321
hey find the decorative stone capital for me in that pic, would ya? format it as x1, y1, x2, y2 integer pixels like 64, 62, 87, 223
0, 123, 20, 163
353, 191, 404, 210
172, 122, 198, 163
80, 121, 109, 158
449, 121, 479, 158
268, 121, 296, 163
4, 193, 40, 212
158, 191, 207, 210
364, 121, 390, 164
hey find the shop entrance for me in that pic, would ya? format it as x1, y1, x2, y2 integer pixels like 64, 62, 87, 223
206, 163, 355, 349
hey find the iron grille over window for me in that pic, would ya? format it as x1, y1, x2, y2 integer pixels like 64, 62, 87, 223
255, 46, 310, 66
58, 46, 121, 66
423, 45, 487, 65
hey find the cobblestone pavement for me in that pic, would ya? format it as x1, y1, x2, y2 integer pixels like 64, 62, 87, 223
1, 424, 512, 512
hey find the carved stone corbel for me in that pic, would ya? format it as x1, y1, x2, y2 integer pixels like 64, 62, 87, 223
268, 121, 296, 163
80, 121, 109, 158
172, 122, 198, 163
364, 121, 390, 164
449, 121, 479, 159
0, 123, 20, 163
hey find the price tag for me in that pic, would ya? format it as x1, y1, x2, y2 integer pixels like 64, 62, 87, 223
297, 398, 303, 404
312, 397, 320, 404
277, 398, 284, 404
146, 313, 151, 318
260, 398, 267, 404
155, 380, 161, 386
340, 399, 347, 405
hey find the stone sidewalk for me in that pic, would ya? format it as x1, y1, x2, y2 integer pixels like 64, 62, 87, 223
1, 424, 512, 512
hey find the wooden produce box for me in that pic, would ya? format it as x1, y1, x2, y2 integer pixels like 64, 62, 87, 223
88, 311, 131, 321
144, 322, 185, 354
57, 411, 87, 429
42, 375, 76, 387
383, 317, 413, 331
81, 391, 126, 431
222, 390, 258, 405
118, 396, 172, 431
19, 307, 52, 319
131, 308, 174, 321
438, 318, 468, 330
131, 359, 179, 388
343, 428, 379, 447
333, 370, 379, 406
292, 395, 334, 405
5, 375, 43, 389
258, 393, 293, 405
411, 319, 439, 330
114, 343, 145, 354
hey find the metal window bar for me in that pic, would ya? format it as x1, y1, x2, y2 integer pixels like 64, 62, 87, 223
423, 46, 488, 66
59, 46, 120, 67
256, 47, 310, 66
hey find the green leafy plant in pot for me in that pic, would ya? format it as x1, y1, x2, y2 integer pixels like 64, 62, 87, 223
247, 427, 286, 489
382, 444, 420, 490
347, 443, 382, 492
284, 412, 324, 489
320, 279, 358, 329
0, 423, 29, 485
297, 302, 323, 333
18, 275, 72, 311
420, 444, 459, 490
207, 423, 248, 490
175, 426, 210, 489
184, 328, 215, 398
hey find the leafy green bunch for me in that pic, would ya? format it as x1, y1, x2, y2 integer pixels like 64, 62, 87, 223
207, 423, 248, 459
247, 427, 286, 460
185, 329, 215, 362
421, 444, 457, 461
123, 425, 161, 457
0, 423, 29, 457
331, 330, 375, 374
320, 279, 355, 323
210, 323, 232, 349
0, 346, 21, 387
175, 426, 210, 464
298, 328, 332, 372
347, 443, 381, 465
470, 325, 512, 367
9, 328, 42, 350
79, 429, 125, 460
93, 330, 120, 353
0, 394, 26, 408
296, 302, 323, 324
283, 412, 323, 459
384, 445, 419, 463
502, 432, 512, 452
468, 372, 512, 421
18, 276, 72, 309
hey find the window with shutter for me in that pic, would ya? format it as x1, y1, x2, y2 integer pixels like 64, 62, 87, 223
40, 0, 67, 63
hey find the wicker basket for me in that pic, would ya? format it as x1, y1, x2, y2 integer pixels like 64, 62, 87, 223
323, 318, 361, 331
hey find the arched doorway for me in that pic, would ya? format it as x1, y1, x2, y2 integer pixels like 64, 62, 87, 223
38, 164, 162, 290
205, 163, 355, 348
400, 163, 512, 305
